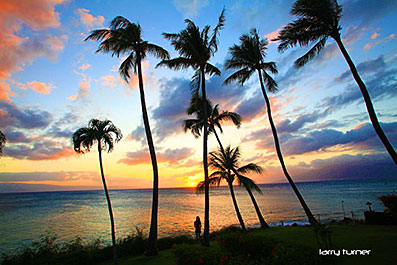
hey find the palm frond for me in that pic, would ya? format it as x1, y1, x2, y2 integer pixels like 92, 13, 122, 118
156, 57, 195, 70
294, 37, 327, 67
237, 175, 262, 194
238, 163, 263, 174
145, 43, 170, 60
209, 7, 226, 54
223, 67, 254, 85
119, 53, 137, 82
205, 63, 221, 76
262, 70, 278, 93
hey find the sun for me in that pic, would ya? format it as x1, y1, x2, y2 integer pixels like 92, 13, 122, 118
189, 182, 196, 187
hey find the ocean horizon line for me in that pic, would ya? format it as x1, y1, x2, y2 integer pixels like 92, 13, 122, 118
1, 176, 394, 194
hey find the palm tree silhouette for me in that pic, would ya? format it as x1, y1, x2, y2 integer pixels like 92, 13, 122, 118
224, 29, 317, 225
157, 8, 225, 246
0, 130, 6, 156
274, 0, 396, 165
85, 16, 169, 255
183, 95, 241, 153
185, 96, 268, 228
73, 119, 122, 265
197, 146, 265, 230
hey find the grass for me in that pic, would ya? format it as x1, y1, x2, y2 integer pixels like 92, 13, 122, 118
98, 224, 397, 265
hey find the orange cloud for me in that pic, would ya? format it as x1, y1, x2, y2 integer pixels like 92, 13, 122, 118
265, 27, 282, 43
67, 81, 91, 101
79, 63, 91, 71
75, 8, 105, 29
390, 34, 395, 39
24, 81, 54, 94
363, 43, 372, 50
101, 75, 116, 89
0, 0, 66, 79
370, 32, 379, 39
0, 81, 14, 102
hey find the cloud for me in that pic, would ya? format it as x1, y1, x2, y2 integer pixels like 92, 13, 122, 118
279, 122, 397, 155
342, 25, 366, 46
75, 9, 105, 29
325, 55, 397, 108
79, 63, 91, 71
4, 139, 74, 160
19, 81, 55, 94
2, 128, 32, 143
172, 0, 208, 18
363, 43, 372, 50
118, 147, 195, 166
0, 100, 52, 129
235, 91, 265, 121
0, 81, 14, 102
342, 0, 397, 27
290, 153, 397, 181
67, 81, 91, 101
129, 126, 146, 145
101, 75, 116, 89
0, 171, 98, 183
265, 27, 282, 43
0, 0, 66, 79
371, 32, 379, 39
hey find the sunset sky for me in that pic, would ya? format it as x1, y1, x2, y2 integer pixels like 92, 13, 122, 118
0, 0, 396, 192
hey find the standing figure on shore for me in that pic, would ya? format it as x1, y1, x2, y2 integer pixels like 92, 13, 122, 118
194, 216, 202, 240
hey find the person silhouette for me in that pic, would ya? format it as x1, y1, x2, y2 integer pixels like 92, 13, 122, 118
194, 216, 202, 240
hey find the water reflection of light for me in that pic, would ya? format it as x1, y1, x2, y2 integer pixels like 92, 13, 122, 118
1, 178, 396, 253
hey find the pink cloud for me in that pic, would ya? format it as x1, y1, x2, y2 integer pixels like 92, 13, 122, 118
0, 81, 14, 102
24, 81, 54, 94
0, 0, 66, 80
67, 81, 91, 101
370, 32, 379, 39
75, 9, 105, 29
390, 34, 395, 39
79, 63, 91, 71
101, 75, 116, 89
265, 27, 282, 43
363, 43, 372, 50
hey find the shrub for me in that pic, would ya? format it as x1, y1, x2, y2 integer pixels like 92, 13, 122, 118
173, 244, 231, 265
117, 226, 148, 256
158, 235, 195, 250
217, 232, 276, 261
379, 193, 397, 220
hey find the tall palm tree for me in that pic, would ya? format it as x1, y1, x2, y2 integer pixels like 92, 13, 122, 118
85, 16, 169, 255
224, 29, 317, 225
73, 119, 122, 265
157, 8, 225, 246
197, 146, 265, 230
274, 0, 396, 165
0, 130, 6, 156
183, 95, 241, 153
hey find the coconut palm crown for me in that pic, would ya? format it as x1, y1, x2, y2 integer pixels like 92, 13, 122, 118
274, 0, 397, 164
73, 119, 122, 265
197, 146, 264, 230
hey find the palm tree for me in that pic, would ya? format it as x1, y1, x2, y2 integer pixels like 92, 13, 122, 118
197, 146, 265, 230
0, 130, 6, 156
73, 119, 122, 265
85, 16, 169, 255
157, 8, 225, 246
183, 95, 241, 153
224, 29, 317, 225
274, 0, 396, 165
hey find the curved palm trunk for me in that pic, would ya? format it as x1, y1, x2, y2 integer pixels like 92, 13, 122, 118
333, 34, 397, 165
257, 70, 317, 225
229, 167, 269, 229
246, 188, 269, 228
137, 56, 159, 255
228, 181, 246, 230
98, 143, 118, 265
201, 68, 210, 246
213, 129, 225, 153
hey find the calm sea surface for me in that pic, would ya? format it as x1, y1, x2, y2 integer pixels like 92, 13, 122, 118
0, 178, 396, 254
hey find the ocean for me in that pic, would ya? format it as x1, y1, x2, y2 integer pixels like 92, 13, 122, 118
0, 178, 396, 254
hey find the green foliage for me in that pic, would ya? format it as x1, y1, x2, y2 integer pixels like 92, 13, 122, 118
117, 226, 148, 256
379, 193, 397, 217
312, 223, 332, 248
157, 235, 195, 251
272, 243, 330, 265
173, 244, 230, 265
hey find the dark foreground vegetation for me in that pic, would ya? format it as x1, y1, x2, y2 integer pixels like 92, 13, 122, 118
2, 223, 396, 265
